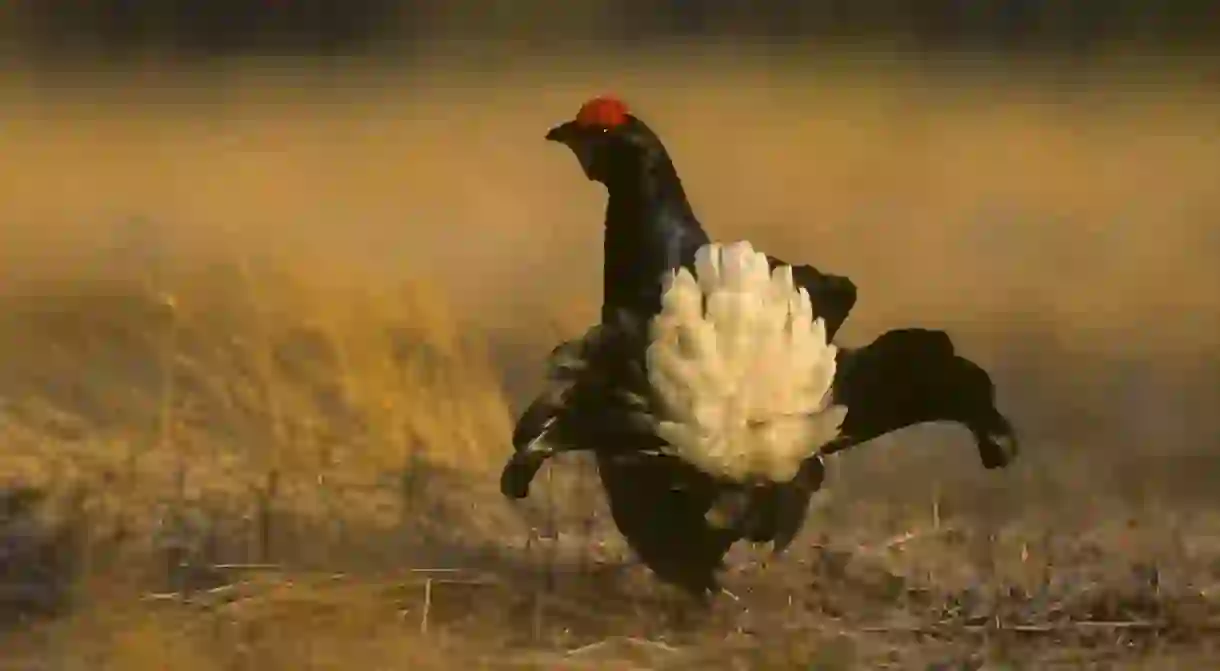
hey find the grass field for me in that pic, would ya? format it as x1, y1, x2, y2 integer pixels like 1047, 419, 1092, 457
1, 52, 1219, 668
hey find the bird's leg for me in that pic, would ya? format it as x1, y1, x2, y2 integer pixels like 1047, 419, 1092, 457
770, 455, 827, 555
717, 456, 828, 552
704, 484, 752, 531
704, 478, 793, 539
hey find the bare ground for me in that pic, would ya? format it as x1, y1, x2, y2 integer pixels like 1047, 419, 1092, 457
1, 52, 1219, 669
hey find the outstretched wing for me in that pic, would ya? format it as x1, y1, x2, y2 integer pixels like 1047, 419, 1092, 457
766, 255, 858, 343
827, 327, 1019, 470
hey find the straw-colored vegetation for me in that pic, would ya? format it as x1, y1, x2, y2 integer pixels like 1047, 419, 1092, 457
2, 53, 1219, 668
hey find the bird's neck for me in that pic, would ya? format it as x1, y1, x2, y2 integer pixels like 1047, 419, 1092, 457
600, 154, 710, 323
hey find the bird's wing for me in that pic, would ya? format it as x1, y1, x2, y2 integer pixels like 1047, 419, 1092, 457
511, 320, 645, 453
511, 392, 563, 453
826, 327, 1019, 469
508, 330, 588, 453
766, 255, 858, 342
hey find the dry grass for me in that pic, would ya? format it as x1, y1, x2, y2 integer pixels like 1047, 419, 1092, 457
1, 52, 1219, 668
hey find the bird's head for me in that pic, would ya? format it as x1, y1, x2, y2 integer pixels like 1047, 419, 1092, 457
545, 96, 664, 186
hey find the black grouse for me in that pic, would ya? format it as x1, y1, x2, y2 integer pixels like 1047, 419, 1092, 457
500, 96, 1019, 598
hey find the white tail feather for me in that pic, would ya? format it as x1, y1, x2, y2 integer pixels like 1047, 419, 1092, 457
646, 241, 847, 484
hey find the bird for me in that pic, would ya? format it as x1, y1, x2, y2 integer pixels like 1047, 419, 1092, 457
499, 95, 1019, 598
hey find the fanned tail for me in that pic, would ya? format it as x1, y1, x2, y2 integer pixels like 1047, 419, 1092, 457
646, 241, 847, 484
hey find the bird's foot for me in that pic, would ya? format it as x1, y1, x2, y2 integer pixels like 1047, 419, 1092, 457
704, 488, 752, 530
771, 456, 826, 555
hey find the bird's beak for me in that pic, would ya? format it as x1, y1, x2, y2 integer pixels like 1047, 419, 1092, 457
545, 121, 576, 144
545, 120, 599, 181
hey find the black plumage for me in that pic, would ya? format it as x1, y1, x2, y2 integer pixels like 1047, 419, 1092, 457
500, 96, 1018, 598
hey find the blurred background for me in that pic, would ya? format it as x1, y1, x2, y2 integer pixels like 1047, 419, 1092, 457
0, 0, 1218, 63
0, 3, 1218, 668
0, 0, 1217, 492
0, 0, 1216, 498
